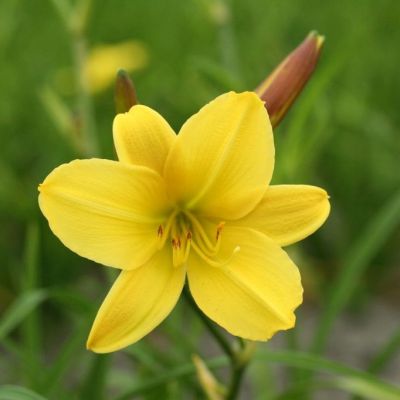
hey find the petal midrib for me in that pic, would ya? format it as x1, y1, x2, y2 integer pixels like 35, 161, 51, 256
41, 188, 165, 224
222, 266, 295, 325
186, 109, 247, 209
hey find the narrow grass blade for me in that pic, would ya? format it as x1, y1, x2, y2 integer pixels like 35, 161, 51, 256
79, 354, 111, 400
42, 321, 89, 396
335, 376, 400, 400
368, 326, 400, 374
256, 350, 400, 398
115, 358, 227, 400
116, 350, 400, 399
312, 189, 400, 355
0, 290, 47, 342
21, 222, 42, 388
0, 385, 47, 400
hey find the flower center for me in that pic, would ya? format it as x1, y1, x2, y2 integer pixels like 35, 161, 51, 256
156, 210, 239, 268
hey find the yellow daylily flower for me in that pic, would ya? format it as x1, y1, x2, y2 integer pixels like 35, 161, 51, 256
85, 41, 148, 93
38, 92, 330, 353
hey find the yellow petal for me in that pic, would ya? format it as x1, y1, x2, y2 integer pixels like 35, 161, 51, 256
164, 92, 274, 220
87, 247, 185, 353
234, 185, 330, 246
39, 159, 171, 270
187, 227, 302, 340
113, 105, 176, 175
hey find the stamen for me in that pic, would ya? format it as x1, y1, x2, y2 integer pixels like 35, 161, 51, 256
192, 241, 240, 268
158, 210, 231, 268
183, 231, 192, 262
183, 212, 216, 253
157, 210, 178, 249
172, 240, 178, 266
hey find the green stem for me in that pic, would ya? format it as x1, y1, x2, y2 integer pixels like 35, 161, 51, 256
21, 222, 42, 389
50, 0, 99, 157
226, 360, 247, 400
116, 357, 228, 400
216, 0, 240, 78
183, 285, 254, 399
80, 354, 110, 400
183, 285, 234, 360
70, 27, 99, 157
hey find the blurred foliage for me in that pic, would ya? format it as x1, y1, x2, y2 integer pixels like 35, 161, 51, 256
0, 0, 399, 398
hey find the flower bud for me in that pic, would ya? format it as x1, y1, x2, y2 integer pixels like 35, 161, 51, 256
255, 31, 324, 127
86, 41, 147, 94
192, 354, 225, 400
114, 69, 138, 114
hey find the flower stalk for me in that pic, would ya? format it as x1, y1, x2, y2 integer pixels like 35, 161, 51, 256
185, 285, 257, 400
183, 286, 235, 361
50, 0, 99, 156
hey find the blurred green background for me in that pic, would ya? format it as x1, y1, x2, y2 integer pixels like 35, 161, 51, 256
1, 0, 399, 399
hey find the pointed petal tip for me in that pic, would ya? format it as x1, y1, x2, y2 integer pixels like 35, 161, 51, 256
85, 333, 114, 354
318, 187, 330, 198
85, 338, 94, 352
85, 335, 98, 353
225, 91, 270, 119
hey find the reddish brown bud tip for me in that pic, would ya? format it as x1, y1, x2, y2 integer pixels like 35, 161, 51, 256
255, 31, 324, 127
114, 69, 138, 114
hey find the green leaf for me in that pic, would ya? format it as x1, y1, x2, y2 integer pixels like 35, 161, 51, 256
335, 376, 400, 400
115, 358, 227, 400
257, 350, 400, 399
368, 326, 400, 374
21, 222, 42, 389
42, 321, 89, 396
79, 354, 111, 400
116, 350, 400, 399
312, 188, 400, 354
0, 385, 47, 400
0, 290, 48, 342
48, 288, 96, 316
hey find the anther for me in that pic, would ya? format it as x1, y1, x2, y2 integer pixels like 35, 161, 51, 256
191, 241, 240, 268
216, 222, 225, 240
157, 225, 163, 237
